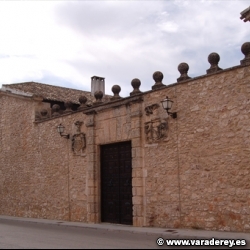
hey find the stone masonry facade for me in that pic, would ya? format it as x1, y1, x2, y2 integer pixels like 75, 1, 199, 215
0, 42, 250, 232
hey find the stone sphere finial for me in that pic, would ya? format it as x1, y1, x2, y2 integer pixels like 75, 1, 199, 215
177, 62, 191, 82
94, 90, 103, 104
207, 52, 222, 74
153, 71, 163, 82
52, 104, 60, 117
152, 71, 165, 90
241, 42, 250, 66
130, 78, 142, 96
78, 95, 88, 109
52, 104, 60, 112
79, 95, 87, 105
64, 101, 73, 112
208, 53, 220, 66
241, 42, 250, 57
111, 85, 121, 100
178, 62, 189, 74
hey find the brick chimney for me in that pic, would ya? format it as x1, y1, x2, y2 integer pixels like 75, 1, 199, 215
91, 76, 105, 96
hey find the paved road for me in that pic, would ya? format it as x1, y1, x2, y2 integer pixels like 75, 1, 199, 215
0, 219, 163, 249
0, 218, 249, 249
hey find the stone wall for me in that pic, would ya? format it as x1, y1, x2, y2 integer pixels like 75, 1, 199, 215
176, 66, 250, 232
0, 57, 250, 232
141, 65, 250, 232
0, 93, 88, 222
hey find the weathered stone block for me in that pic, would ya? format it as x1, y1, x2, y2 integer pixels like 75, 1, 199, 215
132, 138, 141, 148
132, 196, 143, 205
133, 216, 144, 227
132, 177, 143, 187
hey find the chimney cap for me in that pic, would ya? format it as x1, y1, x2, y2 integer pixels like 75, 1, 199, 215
240, 6, 250, 15
91, 76, 105, 80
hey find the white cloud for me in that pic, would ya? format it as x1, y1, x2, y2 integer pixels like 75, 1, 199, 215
157, 21, 179, 33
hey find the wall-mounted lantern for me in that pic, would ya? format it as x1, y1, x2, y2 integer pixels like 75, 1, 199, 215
161, 96, 177, 119
57, 124, 70, 139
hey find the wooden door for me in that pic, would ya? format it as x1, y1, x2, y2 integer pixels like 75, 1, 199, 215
101, 141, 132, 225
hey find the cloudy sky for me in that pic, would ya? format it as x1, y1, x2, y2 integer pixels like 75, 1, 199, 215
0, 0, 249, 97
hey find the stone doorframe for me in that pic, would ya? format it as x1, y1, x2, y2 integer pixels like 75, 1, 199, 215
84, 101, 145, 227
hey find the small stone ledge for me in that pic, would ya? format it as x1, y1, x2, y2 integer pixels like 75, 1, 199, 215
73, 153, 86, 157
84, 110, 97, 116
145, 143, 158, 147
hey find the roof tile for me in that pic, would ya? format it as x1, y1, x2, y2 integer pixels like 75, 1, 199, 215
3, 81, 110, 104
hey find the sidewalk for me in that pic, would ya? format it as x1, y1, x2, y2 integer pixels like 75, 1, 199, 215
0, 215, 250, 242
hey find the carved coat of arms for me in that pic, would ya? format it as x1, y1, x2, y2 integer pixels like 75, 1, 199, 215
71, 121, 86, 155
144, 103, 168, 143
145, 118, 168, 143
